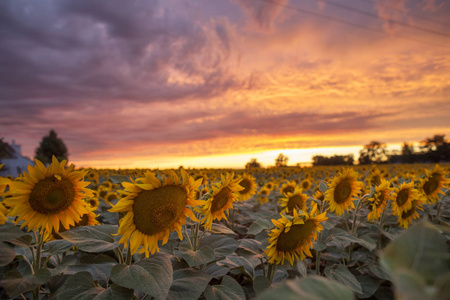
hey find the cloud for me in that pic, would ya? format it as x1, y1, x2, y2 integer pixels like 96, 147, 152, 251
234, 0, 288, 31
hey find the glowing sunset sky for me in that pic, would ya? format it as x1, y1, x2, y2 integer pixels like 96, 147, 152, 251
1, 0, 449, 168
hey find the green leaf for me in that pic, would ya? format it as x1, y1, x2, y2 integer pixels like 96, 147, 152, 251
58, 226, 118, 253
331, 228, 376, 251
43, 239, 74, 254
0, 242, 15, 266
1, 268, 51, 299
247, 218, 271, 235
257, 275, 354, 300
355, 274, 380, 299
217, 255, 255, 278
238, 239, 263, 255
110, 252, 173, 300
8, 234, 33, 247
167, 268, 212, 300
51, 271, 104, 300
324, 264, 362, 294
253, 276, 270, 295
93, 285, 134, 300
319, 181, 328, 193
294, 260, 307, 278
109, 175, 132, 184
204, 275, 245, 300
180, 244, 215, 267
54, 263, 115, 287
209, 223, 236, 235
0, 223, 27, 242
200, 235, 240, 258
204, 262, 230, 279
389, 269, 429, 300
313, 241, 327, 251
381, 220, 449, 284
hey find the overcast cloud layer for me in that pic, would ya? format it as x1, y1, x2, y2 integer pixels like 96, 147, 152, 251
1, 0, 449, 167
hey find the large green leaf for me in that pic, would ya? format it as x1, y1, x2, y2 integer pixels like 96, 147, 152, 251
1, 268, 51, 299
253, 276, 270, 295
43, 239, 74, 254
217, 255, 255, 278
179, 244, 215, 267
324, 264, 362, 294
58, 226, 118, 253
0, 223, 27, 242
381, 220, 449, 284
51, 271, 104, 300
204, 275, 245, 300
0, 242, 15, 266
210, 223, 236, 235
257, 275, 354, 300
93, 285, 134, 300
110, 252, 173, 300
200, 235, 240, 258
167, 268, 212, 300
247, 218, 271, 235
331, 228, 376, 251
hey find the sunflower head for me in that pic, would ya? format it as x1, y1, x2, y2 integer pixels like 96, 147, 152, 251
280, 181, 296, 196
324, 168, 363, 216
85, 196, 100, 210
397, 199, 424, 228
391, 182, 420, 217
367, 179, 392, 221
4, 157, 92, 234
420, 165, 449, 204
237, 173, 257, 201
300, 179, 312, 191
265, 206, 327, 266
197, 173, 243, 229
110, 169, 203, 256
279, 187, 308, 215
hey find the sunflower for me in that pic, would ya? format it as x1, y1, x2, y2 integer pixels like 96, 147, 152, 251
110, 169, 203, 256
0, 177, 10, 195
237, 173, 257, 201
313, 189, 325, 202
53, 208, 99, 239
300, 179, 312, 191
197, 173, 243, 229
279, 188, 308, 215
280, 180, 296, 196
324, 168, 363, 216
4, 157, 92, 233
420, 165, 450, 204
105, 192, 119, 203
367, 167, 382, 186
265, 205, 327, 266
0, 200, 9, 225
391, 182, 420, 217
397, 199, 424, 228
367, 179, 392, 221
85, 196, 99, 210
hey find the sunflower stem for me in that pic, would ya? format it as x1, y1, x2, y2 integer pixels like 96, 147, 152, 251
32, 230, 45, 300
267, 263, 276, 285
377, 207, 387, 250
348, 196, 365, 263
436, 200, 443, 220
115, 247, 124, 264
315, 250, 321, 275
125, 241, 133, 265
259, 257, 266, 277
183, 225, 194, 250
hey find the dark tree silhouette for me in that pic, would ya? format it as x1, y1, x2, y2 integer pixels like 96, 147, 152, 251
35, 130, 69, 164
245, 158, 261, 169
275, 153, 289, 167
358, 141, 388, 164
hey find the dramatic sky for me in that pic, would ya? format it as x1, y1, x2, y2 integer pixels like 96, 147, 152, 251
1, 0, 449, 168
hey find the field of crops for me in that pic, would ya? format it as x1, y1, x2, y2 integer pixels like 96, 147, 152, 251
0, 159, 449, 300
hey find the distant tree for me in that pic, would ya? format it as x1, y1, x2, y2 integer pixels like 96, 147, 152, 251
421, 134, 446, 151
420, 134, 450, 163
35, 130, 69, 164
245, 158, 261, 169
312, 154, 354, 166
275, 153, 289, 167
358, 141, 388, 164
0, 138, 14, 159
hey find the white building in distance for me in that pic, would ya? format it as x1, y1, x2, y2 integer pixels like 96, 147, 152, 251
0, 140, 34, 178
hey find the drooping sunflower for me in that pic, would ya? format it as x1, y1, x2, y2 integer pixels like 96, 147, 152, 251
313, 189, 325, 202
397, 199, 424, 228
85, 196, 100, 211
258, 187, 271, 204
237, 173, 257, 201
367, 179, 392, 221
197, 173, 243, 229
279, 187, 308, 215
5, 157, 92, 233
420, 165, 450, 204
367, 167, 383, 186
110, 169, 203, 256
391, 182, 420, 217
324, 168, 363, 216
265, 205, 328, 266
280, 180, 296, 196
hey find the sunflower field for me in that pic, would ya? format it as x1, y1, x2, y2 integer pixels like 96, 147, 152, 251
0, 158, 449, 300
